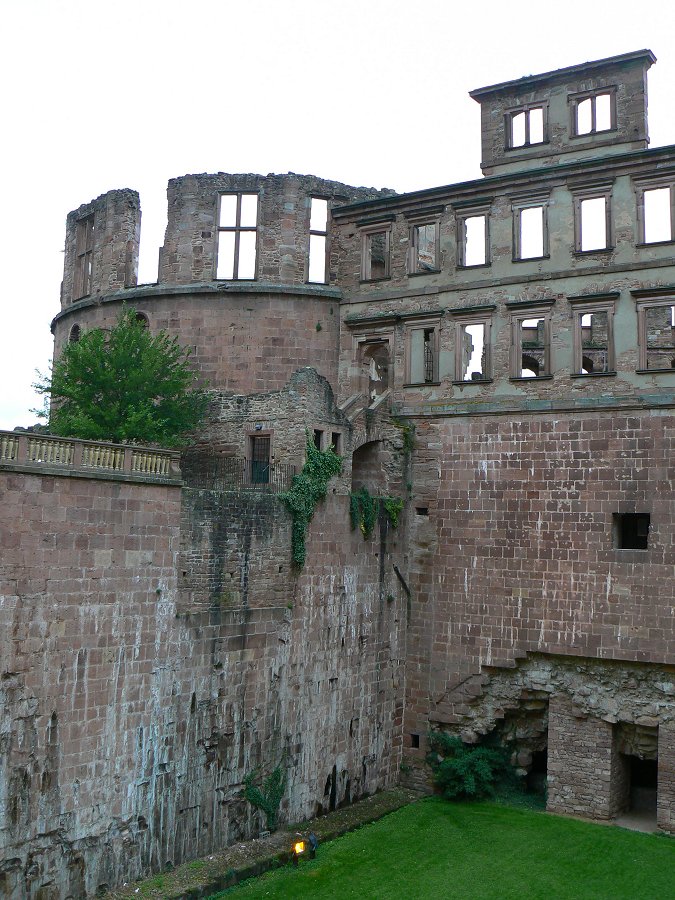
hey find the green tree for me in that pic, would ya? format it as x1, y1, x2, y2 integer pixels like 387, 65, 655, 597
35, 308, 209, 447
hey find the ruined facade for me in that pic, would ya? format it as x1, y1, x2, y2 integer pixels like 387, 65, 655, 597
1, 49, 675, 896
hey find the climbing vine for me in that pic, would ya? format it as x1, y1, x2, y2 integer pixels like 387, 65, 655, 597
350, 490, 405, 537
349, 487, 378, 538
280, 436, 343, 567
383, 496, 404, 528
243, 765, 287, 831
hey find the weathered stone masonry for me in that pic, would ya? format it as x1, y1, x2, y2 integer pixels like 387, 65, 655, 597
2, 47, 675, 898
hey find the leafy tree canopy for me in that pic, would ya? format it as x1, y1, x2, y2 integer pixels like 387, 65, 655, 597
35, 308, 209, 447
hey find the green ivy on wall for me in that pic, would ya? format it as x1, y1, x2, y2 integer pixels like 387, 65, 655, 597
350, 487, 378, 538
350, 489, 404, 537
280, 436, 343, 567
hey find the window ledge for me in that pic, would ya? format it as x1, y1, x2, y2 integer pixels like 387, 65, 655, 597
570, 371, 616, 378
636, 368, 675, 375
456, 263, 491, 271
573, 248, 614, 256
512, 255, 550, 263
452, 378, 493, 385
510, 375, 553, 382
404, 381, 441, 388
408, 270, 441, 278
505, 141, 550, 152
570, 128, 617, 140
360, 277, 391, 285
636, 240, 675, 248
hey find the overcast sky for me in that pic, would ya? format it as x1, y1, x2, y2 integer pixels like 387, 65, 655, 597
1, 0, 674, 429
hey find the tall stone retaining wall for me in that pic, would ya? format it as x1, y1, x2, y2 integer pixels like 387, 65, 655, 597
0, 466, 405, 897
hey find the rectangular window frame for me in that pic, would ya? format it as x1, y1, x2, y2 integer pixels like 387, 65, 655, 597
215, 192, 259, 281
404, 316, 440, 386
508, 302, 554, 381
572, 185, 614, 254
456, 206, 491, 268
360, 222, 392, 282
635, 294, 675, 373
407, 216, 440, 276
74, 213, 95, 300
505, 102, 549, 150
452, 310, 492, 384
247, 430, 272, 485
569, 88, 617, 138
307, 196, 330, 284
512, 195, 550, 261
569, 295, 617, 377
634, 179, 675, 246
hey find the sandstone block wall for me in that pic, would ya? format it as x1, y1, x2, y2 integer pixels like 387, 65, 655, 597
403, 408, 675, 742
61, 189, 140, 308
0, 467, 404, 897
53, 288, 343, 400
158, 173, 393, 287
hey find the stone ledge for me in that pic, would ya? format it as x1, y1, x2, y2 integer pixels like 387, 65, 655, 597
105, 788, 420, 900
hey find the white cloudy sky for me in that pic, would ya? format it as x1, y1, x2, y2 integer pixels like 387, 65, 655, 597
1, 0, 674, 429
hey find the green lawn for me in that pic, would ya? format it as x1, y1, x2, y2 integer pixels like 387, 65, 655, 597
215, 799, 675, 899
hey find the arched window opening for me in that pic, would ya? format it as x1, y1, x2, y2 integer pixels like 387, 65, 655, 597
69, 324, 81, 343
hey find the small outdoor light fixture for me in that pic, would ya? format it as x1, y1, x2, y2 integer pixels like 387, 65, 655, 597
254, 423, 263, 431
291, 839, 306, 867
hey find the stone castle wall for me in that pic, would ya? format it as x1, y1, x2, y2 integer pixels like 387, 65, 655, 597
0, 463, 404, 898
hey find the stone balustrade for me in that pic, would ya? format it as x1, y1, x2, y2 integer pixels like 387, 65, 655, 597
0, 430, 181, 482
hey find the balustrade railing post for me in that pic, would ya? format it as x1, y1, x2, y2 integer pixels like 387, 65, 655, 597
72, 440, 83, 469
17, 434, 28, 464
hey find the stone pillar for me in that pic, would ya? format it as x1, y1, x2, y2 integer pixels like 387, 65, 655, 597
657, 722, 675, 833
547, 693, 624, 820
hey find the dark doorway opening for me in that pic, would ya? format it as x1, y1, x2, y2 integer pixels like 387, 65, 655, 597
526, 748, 548, 796
628, 756, 658, 813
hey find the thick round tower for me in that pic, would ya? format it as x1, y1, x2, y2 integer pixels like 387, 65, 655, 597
51, 173, 394, 464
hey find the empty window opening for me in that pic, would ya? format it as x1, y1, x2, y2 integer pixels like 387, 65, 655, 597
69, 324, 81, 343
362, 228, 390, 281
74, 214, 95, 299
613, 513, 650, 550
410, 733, 420, 749
360, 341, 390, 402
216, 192, 258, 280
643, 187, 673, 243
249, 435, 270, 484
409, 326, 436, 384
520, 318, 545, 377
331, 432, 342, 454
578, 310, 611, 374
135, 312, 149, 328
575, 92, 613, 135
415, 506, 429, 516
462, 214, 487, 266
308, 198, 328, 283
313, 429, 323, 451
518, 206, 545, 259
411, 222, 438, 273
580, 197, 608, 251
509, 106, 545, 148
642, 303, 675, 370
459, 322, 487, 381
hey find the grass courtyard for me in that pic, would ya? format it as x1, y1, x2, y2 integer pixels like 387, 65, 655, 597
214, 799, 675, 899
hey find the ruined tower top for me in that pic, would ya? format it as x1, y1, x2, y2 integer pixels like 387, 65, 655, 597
470, 49, 656, 176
